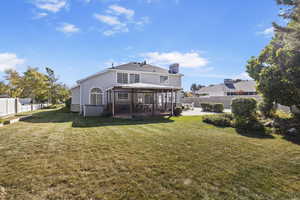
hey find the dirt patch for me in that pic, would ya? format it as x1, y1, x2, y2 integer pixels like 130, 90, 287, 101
0, 186, 7, 200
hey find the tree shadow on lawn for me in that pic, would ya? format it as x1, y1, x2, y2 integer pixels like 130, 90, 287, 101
282, 134, 300, 145
235, 128, 275, 139
22, 108, 175, 127
72, 116, 174, 128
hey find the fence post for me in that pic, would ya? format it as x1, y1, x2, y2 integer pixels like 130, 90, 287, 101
15, 98, 18, 114
6, 98, 9, 116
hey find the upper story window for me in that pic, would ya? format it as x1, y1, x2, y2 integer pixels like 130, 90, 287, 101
117, 73, 128, 84
90, 88, 102, 105
117, 72, 140, 84
130, 74, 140, 83
160, 76, 169, 84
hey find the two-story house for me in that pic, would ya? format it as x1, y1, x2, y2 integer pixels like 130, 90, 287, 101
70, 62, 183, 117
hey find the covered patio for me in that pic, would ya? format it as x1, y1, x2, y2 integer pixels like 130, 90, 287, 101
106, 83, 181, 118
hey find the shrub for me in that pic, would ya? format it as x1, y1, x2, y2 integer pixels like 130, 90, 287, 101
212, 103, 224, 113
0, 118, 4, 124
203, 114, 232, 127
65, 98, 71, 109
231, 98, 265, 131
173, 107, 183, 116
233, 116, 265, 131
201, 103, 224, 113
223, 113, 234, 120
258, 99, 275, 118
200, 103, 212, 112
231, 98, 257, 118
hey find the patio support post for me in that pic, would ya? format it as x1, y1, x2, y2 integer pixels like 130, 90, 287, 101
171, 89, 174, 116
175, 91, 177, 107
131, 89, 134, 114
165, 91, 167, 111
112, 89, 115, 117
152, 91, 155, 116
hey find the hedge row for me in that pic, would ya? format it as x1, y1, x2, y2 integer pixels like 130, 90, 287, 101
200, 103, 224, 113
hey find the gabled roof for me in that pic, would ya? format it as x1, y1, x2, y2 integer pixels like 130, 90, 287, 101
77, 62, 182, 84
197, 80, 256, 94
111, 62, 169, 73
70, 85, 80, 90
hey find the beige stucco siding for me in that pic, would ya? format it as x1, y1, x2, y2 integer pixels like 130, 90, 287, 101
80, 71, 116, 105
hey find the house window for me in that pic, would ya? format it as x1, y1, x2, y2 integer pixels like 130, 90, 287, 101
130, 74, 140, 83
90, 88, 102, 105
160, 76, 168, 83
118, 92, 129, 100
145, 94, 153, 104
117, 73, 128, 84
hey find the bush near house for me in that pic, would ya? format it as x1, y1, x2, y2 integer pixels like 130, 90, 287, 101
231, 98, 264, 131
203, 114, 232, 127
65, 97, 71, 110
201, 103, 224, 113
201, 103, 213, 112
231, 98, 257, 118
212, 103, 224, 113
258, 99, 276, 118
173, 107, 183, 116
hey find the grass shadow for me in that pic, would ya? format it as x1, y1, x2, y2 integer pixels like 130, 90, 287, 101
282, 134, 300, 145
72, 116, 174, 128
22, 108, 76, 123
235, 128, 275, 139
22, 108, 174, 127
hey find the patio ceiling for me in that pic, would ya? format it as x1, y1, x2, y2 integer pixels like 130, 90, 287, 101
107, 83, 182, 91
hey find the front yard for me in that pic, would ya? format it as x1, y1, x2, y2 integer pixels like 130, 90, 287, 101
0, 108, 300, 200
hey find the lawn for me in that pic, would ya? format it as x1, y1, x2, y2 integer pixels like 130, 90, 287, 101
0, 108, 300, 200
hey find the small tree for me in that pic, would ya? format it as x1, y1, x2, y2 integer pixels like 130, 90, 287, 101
231, 98, 263, 130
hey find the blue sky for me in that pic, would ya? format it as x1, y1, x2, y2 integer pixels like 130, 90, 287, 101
0, 0, 280, 90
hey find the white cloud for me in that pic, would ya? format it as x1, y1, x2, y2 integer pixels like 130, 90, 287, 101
0, 53, 25, 72
258, 27, 274, 37
108, 5, 135, 20
35, 12, 48, 19
94, 14, 128, 35
233, 72, 252, 80
135, 16, 150, 26
94, 14, 123, 26
33, 0, 68, 13
94, 4, 149, 36
142, 51, 208, 68
57, 23, 80, 34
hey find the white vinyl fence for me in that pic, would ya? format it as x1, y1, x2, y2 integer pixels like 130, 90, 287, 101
0, 98, 47, 118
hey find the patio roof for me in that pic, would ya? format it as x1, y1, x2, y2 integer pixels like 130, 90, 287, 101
108, 83, 182, 91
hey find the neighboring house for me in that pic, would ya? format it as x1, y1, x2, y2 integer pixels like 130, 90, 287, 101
196, 79, 257, 97
71, 62, 183, 117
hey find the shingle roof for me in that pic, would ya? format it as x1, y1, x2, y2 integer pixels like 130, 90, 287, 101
197, 80, 256, 94
77, 62, 182, 84
112, 62, 169, 73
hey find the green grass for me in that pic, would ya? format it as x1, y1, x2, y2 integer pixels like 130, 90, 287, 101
0, 108, 300, 200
